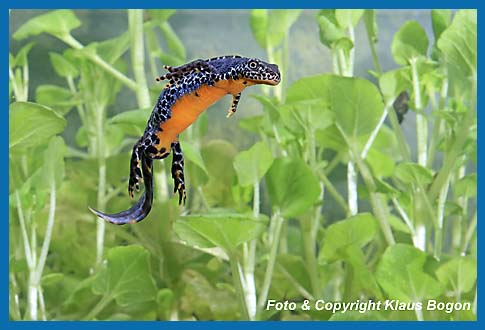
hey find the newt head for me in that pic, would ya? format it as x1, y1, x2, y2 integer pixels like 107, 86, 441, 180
238, 58, 281, 86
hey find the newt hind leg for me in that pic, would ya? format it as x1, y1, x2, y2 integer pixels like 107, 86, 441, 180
129, 130, 171, 198
171, 141, 186, 205
128, 138, 144, 198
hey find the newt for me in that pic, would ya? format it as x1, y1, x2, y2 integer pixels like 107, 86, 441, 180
89, 55, 280, 224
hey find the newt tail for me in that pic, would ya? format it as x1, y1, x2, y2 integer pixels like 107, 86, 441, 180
89, 55, 280, 224
89, 156, 154, 225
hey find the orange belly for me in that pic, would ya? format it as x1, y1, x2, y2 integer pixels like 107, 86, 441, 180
155, 79, 253, 150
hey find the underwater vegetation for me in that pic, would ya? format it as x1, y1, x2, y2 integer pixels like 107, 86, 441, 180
9, 9, 476, 320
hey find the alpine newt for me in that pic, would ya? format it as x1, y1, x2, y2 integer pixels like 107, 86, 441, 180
89, 55, 281, 224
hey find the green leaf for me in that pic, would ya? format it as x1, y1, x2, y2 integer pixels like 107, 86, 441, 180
75, 126, 88, 148
437, 10, 476, 75
394, 162, 434, 186
201, 140, 238, 207
179, 269, 239, 320
252, 94, 280, 122
435, 256, 476, 294
49, 52, 79, 77
285, 74, 331, 105
329, 76, 384, 138
156, 288, 174, 320
320, 213, 377, 261
249, 10, 268, 49
454, 173, 476, 198
315, 125, 346, 151
267, 10, 302, 48
387, 215, 411, 234
96, 31, 131, 64
266, 158, 320, 218
335, 9, 364, 28
104, 124, 124, 154
13, 42, 35, 67
35, 84, 76, 116
174, 213, 267, 253
160, 22, 186, 61
250, 9, 301, 49
376, 244, 443, 301
273, 254, 312, 299
179, 139, 208, 176
334, 37, 354, 53
378, 68, 411, 102
147, 9, 176, 23
39, 136, 66, 189
320, 214, 382, 299
437, 10, 476, 98
233, 142, 274, 187
366, 148, 395, 178
287, 75, 384, 139
391, 21, 429, 65
159, 52, 185, 67
41, 273, 64, 287
92, 245, 157, 307
316, 10, 346, 48
431, 10, 452, 41
9, 102, 66, 153
108, 108, 152, 137
13, 9, 81, 40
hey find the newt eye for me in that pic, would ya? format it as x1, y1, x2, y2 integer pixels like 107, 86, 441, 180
248, 60, 258, 69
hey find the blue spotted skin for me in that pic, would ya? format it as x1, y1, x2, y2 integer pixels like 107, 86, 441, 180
89, 55, 281, 225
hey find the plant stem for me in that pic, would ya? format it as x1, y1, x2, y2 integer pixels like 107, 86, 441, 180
318, 171, 349, 216
9, 274, 21, 320
241, 180, 260, 320
277, 264, 315, 300
361, 101, 392, 159
83, 295, 113, 320
38, 286, 47, 321
257, 212, 284, 314
229, 256, 250, 320
22, 61, 29, 101
16, 192, 39, 320
434, 174, 451, 260
301, 215, 321, 297
27, 280, 38, 320
337, 48, 349, 77
364, 12, 382, 75
428, 107, 475, 200
427, 73, 448, 167
347, 161, 358, 215
415, 307, 424, 321
61, 34, 138, 91
387, 104, 411, 161
392, 197, 418, 247
66, 76, 86, 124
15, 192, 33, 269
8, 66, 21, 101
461, 211, 477, 255
128, 10, 151, 108
95, 103, 107, 268
344, 136, 395, 245
410, 58, 427, 166
348, 26, 355, 75
34, 182, 57, 281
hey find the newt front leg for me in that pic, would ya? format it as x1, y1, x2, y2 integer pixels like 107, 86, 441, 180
226, 92, 241, 118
